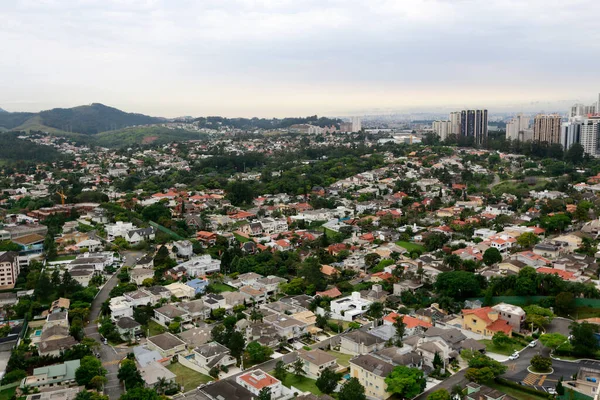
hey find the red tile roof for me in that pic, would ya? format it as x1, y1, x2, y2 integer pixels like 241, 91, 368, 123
238, 370, 279, 390
384, 312, 432, 329
316, 287, 342, 298
537, 267, 575, 280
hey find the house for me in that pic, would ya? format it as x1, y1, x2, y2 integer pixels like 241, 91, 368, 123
263, 314, 307, 340
0, 251, 20, 288
374, 346, 423, 369
196, 231, 217, 246
178, 327, 212, 349
140, 361, 176, 388
20, 359, 80, 389
69, 266, 96, 287
116, 316, 142, 341
192, 342, 237, 375
204, 293, 227, 310
135, 254, 154, 269
179, 255, 221, 276
254, 275, 287, 297
38, 337, 78, 358
46, 311, 69, 329
492, 303, 525, 332
329, 292, 372, 321
383, 313, 432, 335
131, 268, 154, 286
110, 296, 133, 321
222, 291, 247, 308
570, 367, 600, 397
173, 240, 194, 258
229, 272, 264, 288
154, 304, 191, 327
50, 297, 70, 314
124, 289, 156, 307
186, 278, 209, 295
240, 286, 268, 304
340, 330, 386, 355
316, 287, 342, 299
178, 299, 210, 322
165, 282, 196, 300
147, 333, 186, 358
461, 307, 512, 337
533, 243, 563, 259
349, 354, 394, 400
24, 387, 82, 400
236, 370, 283, 398
498, 260, 526, 274
164, 265, 187, 281
298, 349, 338, 379
106, 221, 134, 241
201, 380, 254, 400
126, 227, 155, 244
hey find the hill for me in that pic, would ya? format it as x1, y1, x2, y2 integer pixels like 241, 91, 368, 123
95, 126, 205, 147
38, 103, 164, 134
0, 107, 7, 113
194, 115, 342, 130
0, 132, 63, 164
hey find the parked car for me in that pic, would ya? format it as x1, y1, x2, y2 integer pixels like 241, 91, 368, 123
529, 340, 537, 348
508, 352, 520, 360
546, 387, 557, 395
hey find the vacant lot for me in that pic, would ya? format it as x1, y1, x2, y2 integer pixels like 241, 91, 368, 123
166, 362, 213, 392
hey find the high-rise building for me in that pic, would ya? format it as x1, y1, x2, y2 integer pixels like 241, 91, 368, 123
570, 94, 600, 119
533, 114, 562, 143
432, 120, 452, 141
580, 116, 600, 157
351, 117, 362, 132
506, 114, 529, 141
459, 109, 488, 145
450, 112, 461, 135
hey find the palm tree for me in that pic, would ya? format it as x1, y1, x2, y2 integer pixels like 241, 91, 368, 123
154, 377, 170, 395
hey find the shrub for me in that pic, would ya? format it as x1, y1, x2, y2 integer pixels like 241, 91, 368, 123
530, 355, 552, 372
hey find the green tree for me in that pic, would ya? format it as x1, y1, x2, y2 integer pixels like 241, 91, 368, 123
339, 377, 367, 400
384, 366, 426, 399
75, 356, 107, 388
394, 315, 406, 346
565, 143, 584, 164
524, 305, 554, 330
465, 367, 495, 383
257, 387, 271, 400
428, 389, 451, 400
424, 232, 450, 252
227, 331, 246, 362
368, 302, 385, 326
316, 368, 342, 394
570, 322, 600, 356
531, 355, 552, 372
556, 377, 565, 396
299, 257, 326, 291
292, 358, 305, 377
273, 360, 287, 381
539, 333, 568, 351
226, 181, 255, 206
434, 271, 481, 299
555, 292, 576, 316
516, 232, 540, 248
35, 272, 53, 301
467, 353, 507, 378
492, 332, 511, 348
119, 387, 161, 400
245, 341, 274, 364
117, 358, 143, 389
74, 391, 109, 400
483, 248, 502, 266
44, 234, 57, 260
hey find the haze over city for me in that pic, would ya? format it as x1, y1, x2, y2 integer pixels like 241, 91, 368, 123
2, 0, 600, 117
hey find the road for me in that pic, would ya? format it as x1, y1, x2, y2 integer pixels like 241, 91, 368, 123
83, 250, 142, 400
546, 317, 573, 336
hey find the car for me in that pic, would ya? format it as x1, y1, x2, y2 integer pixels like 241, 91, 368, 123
508, 352, 520, 360
103, 338, 108, 345
529, 340, 537, 348
546, 387, 557, 395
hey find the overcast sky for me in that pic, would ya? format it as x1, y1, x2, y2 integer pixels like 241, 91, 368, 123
1, 0, 600, 117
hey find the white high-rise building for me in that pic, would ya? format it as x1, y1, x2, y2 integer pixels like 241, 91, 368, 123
432, 120, 452, 141
580, 116, 600, 157
506, 114, 530, 141
569, 94, 600, 119
351, 117, 362, 132
450, 112, 461, 135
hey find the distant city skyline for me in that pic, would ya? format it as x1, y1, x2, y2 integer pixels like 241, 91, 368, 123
2, 1, 600, 118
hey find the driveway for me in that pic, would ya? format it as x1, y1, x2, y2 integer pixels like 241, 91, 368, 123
546, 317, 573, 336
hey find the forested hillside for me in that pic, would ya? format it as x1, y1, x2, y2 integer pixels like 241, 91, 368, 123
0, 132, 62, 163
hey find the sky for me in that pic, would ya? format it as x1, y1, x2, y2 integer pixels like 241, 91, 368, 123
1, 0, 600, 118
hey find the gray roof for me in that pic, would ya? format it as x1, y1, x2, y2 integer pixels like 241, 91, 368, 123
38, 336, 78, 355
133, 345, 163, 367
202, 380, 254, 400
148, 332, 185, 351
424, 327, 466, 345
350, 354, 394, 377
342, 330, 383, 347
195, 342, 230, 358
116, 316, 141, 330
375, 346, 423, 366
155, 304, 187, 319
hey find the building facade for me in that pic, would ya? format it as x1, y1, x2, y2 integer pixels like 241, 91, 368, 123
533, 114, 562, 143
459, 109, 488, 145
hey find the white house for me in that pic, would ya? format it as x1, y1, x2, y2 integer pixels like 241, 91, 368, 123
174, 240, 194, 258
178, 255, 221, 277
110, 296, 133, 321
106, 221, 134, 241
236, 370, 283, 398
328, 292, 372, 321
126, 227, 155, 244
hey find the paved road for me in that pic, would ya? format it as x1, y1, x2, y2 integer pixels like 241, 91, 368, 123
546, 317, 573, 336
415, 370, 467, 400
84, 255, 127, 400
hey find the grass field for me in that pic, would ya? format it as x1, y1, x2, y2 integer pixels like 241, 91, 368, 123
326, 350, 353, 367
479, 339, 528, 356
395, 241, 425, 253
147, 320, 167, 336
0, 387, 16, 400
209, 283, 235, 293
575, 306, 600, 319
166, 363, 213, 392
487, 382, 548, 400
233, 232, 251, 243
270, 372, 321, 395
49, 255, 77, 262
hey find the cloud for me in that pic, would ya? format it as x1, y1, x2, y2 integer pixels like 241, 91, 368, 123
1, 0, 599, 116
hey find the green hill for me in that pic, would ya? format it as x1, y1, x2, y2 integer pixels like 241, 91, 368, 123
95, 126, 205, 147
0, 132, 63, 164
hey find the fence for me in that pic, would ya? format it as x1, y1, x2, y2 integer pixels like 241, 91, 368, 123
0, 381, 20, 391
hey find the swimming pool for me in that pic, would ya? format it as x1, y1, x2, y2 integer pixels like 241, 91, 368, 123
34, 330, 42, 337
343, 373, 351, 380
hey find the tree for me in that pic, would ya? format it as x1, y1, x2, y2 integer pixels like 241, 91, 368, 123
524, 305, 554, 331
483, 248, 502, 266
444, 254, 462, 270
227, 331, 246, 362
365, 253, 381, 269
530, 355, 552, 372
368, 302, 385, 326
226, 181, 255, 206
119, 387, 161, 400
465, 367, 495, 383
273, 360, 287, 381
555, 292, 576, 316
245, 341, 274, 364
515, 266, 537, 296
316, 368, 341, 394
89, 375, 107, 391
292, 358, 305, 377
44, 234, 57, 260
75, 356, 107, 388
539, 333, 567, 351
434, 271, 482, 299
299, 257, 326, 291
394, 315, 406, 346
338, 377, 367, 400
257, 387, 272, 400
570, 322, 600, 356
35, 272, 53, 301
428, 389, 451, 400
492, 332, 511, 348
385, 366, 426, 399
517, 232, 540, 249
467, 353, 507, 378
556, 377, 565, 396
74, 391, 109, 400
424, 232, 450, 252
433, 352, 444, 370
565, 143, 584, 164
117, 358, 143, 389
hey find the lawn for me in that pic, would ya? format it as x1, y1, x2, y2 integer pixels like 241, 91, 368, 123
575, 306, 600, 319
326, 350, 353, 367
479, 339, 528, 356
487, 382, 548, 400
147, 320, 167, 336
559, 389, 593, 400
270, 372, 321, 395
209, 283, 235, 293
0, 387, 16, 400
394, 241, 425, 253
233, 232, 251, 243
49, 255, 77, 262
166, 362, 213, 392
